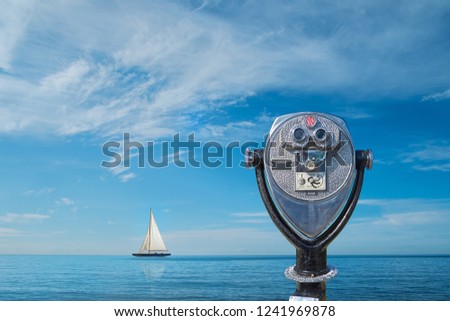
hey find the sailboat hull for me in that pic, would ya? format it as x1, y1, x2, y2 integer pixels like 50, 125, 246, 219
132, 253, 171, 257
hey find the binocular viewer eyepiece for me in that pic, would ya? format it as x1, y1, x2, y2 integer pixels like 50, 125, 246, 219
246, 112, 372, 300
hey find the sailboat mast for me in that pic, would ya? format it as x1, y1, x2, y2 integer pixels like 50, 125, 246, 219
147, 209, 153, 253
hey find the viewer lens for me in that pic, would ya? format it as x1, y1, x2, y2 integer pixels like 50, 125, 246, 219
294, 128, 306, 142
315, 129, 326, 141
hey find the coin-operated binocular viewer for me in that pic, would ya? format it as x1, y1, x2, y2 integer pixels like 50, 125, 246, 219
246, 112, 372, 300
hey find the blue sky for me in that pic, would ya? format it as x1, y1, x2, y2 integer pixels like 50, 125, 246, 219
0, 0, 449, 255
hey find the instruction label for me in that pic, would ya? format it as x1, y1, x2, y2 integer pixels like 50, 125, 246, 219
295, 172, 326, 191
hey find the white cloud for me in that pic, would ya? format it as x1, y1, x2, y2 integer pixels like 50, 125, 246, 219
229, 211, 270, 224
197, 120, 265, 141
40, 60, 90, 92
358, 199, 385, 206
119, 172, 136, 183
359, 197, 450, 207
230, 212, 267, 218
400, 141, 450, 172
0, 1, 449, 140
0, 213, 50, 223
0, 227, 21, 237
356, 198, 450, 226
331, 198, 450, 254
422, 89, 450, 101
373, 159, 392, 165
0, 0, 34, 70
231, 219, 268, 224
412, 163, 450, 172
23, 187, 54, 196
56, 197, 74, 206
402, 142, 450, 163
165, 227, 290, 255
378, 211, 447, 226
336, 106, 374, 120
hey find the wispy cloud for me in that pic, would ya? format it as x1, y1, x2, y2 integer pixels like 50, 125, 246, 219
196, 119, 271, 142
165, 227, 289, 255
412, 163, 450, 172
356, 198, 450, 227
118, 172, 136, 183
331, 197, 450, 254
0, 0, 34, 70
40, 59, 91, 93
56, 197, 74, 206
0, 213, 50, 223
103, 139, 194, 181
0, 227, 21, 237
229, 212, 269, 225
335, 106, 374, 120
377, 211, 447, 226
359, 197, 450, 207
400, 141, 450, 172
23, 187, 54, 196
230, 219, 269, 224
230, 212, 267, 218
422, 89, 450, 101
402, 142, 450, 163
358, 199, 389, 206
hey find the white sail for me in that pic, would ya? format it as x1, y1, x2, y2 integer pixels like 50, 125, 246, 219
138, 210, 169, 254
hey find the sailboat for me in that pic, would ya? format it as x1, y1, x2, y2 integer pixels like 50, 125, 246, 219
132, 209, 171, 257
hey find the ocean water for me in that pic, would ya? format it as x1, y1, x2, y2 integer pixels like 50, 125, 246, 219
0, 255, 448, 301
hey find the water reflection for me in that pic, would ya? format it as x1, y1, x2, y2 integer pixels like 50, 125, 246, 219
138, 261, 166, 280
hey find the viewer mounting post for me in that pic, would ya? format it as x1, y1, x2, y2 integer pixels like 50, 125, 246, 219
246, 112, 372, 300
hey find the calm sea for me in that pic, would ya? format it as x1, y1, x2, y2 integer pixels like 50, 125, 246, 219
0, 255, 448, 301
